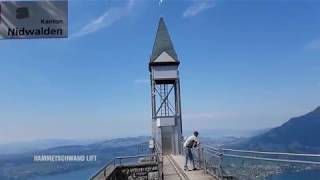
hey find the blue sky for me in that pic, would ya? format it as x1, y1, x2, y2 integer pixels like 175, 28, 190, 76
1, 0, 320, 143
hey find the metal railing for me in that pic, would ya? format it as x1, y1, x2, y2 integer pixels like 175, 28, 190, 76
203, 145, 320, 180
90, 153, 162, 180
208, 146, 320, 165
182, 142, 320, 180
187, 145, 226, 180
180, 139, 227, 180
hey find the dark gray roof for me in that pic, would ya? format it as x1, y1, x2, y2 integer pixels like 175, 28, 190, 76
150, 17, 179, 63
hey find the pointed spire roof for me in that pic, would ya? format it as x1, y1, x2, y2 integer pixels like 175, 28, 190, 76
150, 17, 179, 63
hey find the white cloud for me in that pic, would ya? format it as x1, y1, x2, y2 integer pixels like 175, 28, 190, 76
183, 0, 215, 18
304, 38, 320, 51
134, 78, 149, 84
71, 0, 135, 38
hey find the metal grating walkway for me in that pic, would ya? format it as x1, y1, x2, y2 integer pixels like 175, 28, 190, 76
163, 155, 217, 180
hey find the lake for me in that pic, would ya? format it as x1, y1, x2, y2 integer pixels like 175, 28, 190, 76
270, 169, 320, 180
30, 167, 99, 180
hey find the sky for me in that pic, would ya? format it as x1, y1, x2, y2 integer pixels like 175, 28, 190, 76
0, 0, 320, 143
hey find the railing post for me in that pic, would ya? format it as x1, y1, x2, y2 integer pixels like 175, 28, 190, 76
197, 147, 201, 168
218, 154, 223, 180
158, 153, 163, 180
202, 147, 207, 174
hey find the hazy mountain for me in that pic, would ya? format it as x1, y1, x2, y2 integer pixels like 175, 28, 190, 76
184, 128, 270, 139
237, 106, 320, 153
0, 139, 98, 155
201, 136, 247, 148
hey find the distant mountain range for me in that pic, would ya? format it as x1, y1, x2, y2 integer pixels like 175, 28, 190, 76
184, 128, 270, 139
0, 136, 150, 155
236, 106, 320, 153
0, 139, 98, 155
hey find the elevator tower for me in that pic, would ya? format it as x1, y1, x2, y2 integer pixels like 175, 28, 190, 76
149, 18, 183, 155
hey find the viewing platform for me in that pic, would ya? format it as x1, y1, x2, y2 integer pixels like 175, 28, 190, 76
163, 155, 217, 180
90, 153, 218, 180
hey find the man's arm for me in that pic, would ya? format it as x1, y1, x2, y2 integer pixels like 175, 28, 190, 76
192, 136, 200, 148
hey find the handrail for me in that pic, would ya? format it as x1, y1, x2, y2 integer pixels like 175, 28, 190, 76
204, 144, 320, 165
205, 148, 224, 157
223, 153, 320, 165
90, 160, 115, 180
115, 154, 157, 160
222, 148, 320, 157
204, 145, 320, 157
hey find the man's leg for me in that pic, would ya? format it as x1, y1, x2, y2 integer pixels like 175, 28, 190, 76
184, 148, 189, 170
189, 149, 196, 169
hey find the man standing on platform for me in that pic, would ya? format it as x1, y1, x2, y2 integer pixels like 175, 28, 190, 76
183, 131, 200, 171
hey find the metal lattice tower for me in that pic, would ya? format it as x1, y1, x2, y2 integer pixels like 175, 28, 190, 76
149, 17, 183, 155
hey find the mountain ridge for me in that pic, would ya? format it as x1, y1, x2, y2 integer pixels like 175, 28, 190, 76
235, 106, 320, 153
